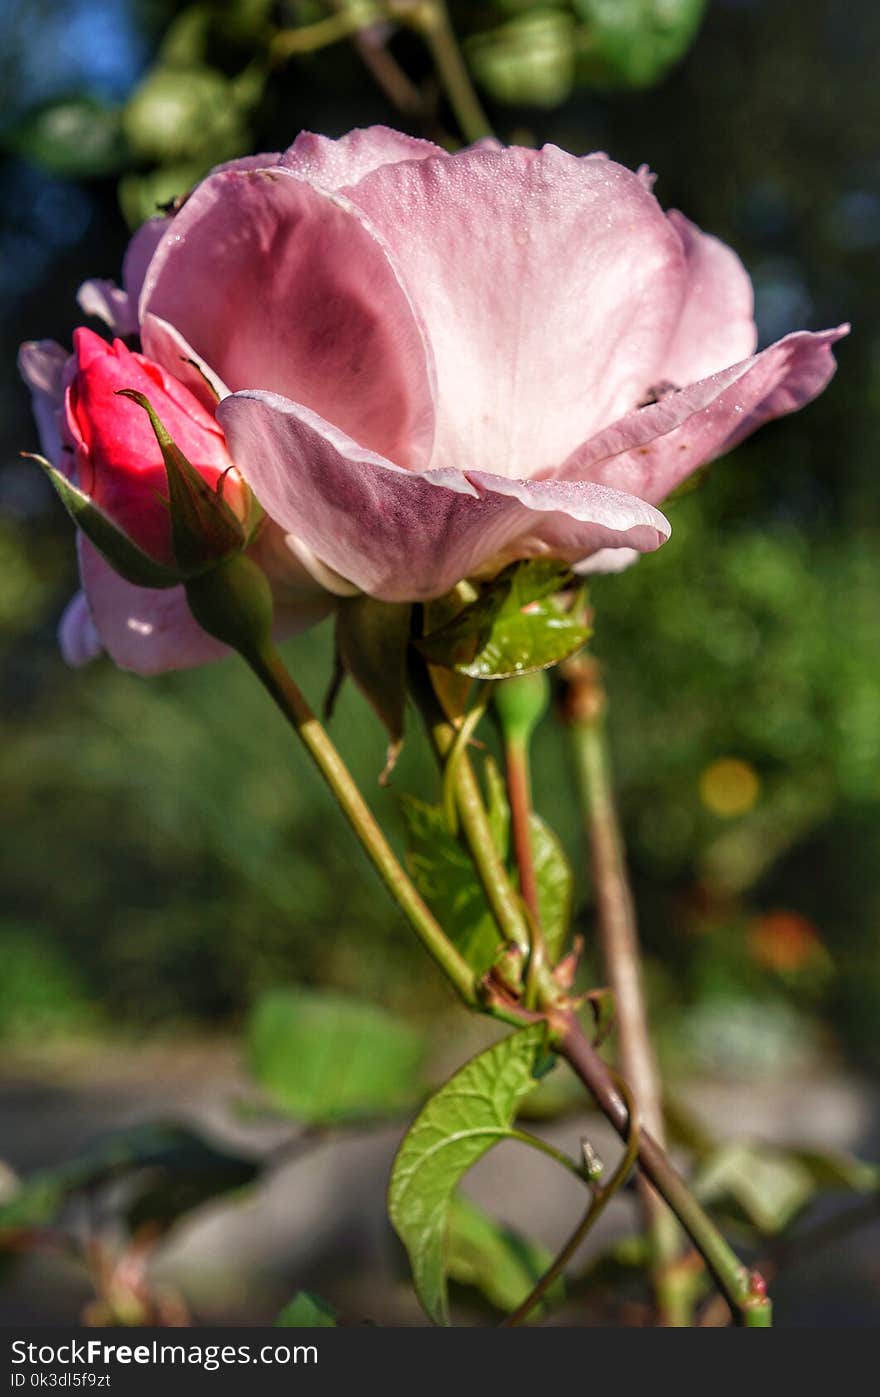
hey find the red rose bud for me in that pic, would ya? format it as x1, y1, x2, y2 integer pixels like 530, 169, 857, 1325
65, 328, 240, 570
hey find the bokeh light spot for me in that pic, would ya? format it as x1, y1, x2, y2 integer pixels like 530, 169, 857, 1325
699, 758, 761, 817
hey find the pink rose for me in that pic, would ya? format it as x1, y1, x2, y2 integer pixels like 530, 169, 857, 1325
19, 326, 331, 673
22, 127, 846, 668
65, 327, 233, 563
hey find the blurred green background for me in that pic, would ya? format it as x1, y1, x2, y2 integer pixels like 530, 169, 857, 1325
1, 0, 876, 1072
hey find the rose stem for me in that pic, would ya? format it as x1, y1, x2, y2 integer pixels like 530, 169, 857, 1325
411, 664, 531, 957
244, 640, 477, 1005
333, 4, 429, 126
505, 733, 541, 926
553, 1009, 772, 1327
563, 655, 692, 1325
410, 1, 494, 144
271, 8, 369, 60
494, 675, 551, 1002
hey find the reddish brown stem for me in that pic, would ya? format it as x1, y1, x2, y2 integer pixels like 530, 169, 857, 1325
506, 734, 541, 926
554, 1010, 772, 1327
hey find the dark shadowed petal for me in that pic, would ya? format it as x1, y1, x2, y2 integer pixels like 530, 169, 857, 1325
141, 167, 436, 468
58, 588, 102, 667
140, 313, 230, 409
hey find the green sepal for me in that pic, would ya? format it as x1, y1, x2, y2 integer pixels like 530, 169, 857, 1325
446, 1194, 563, 1320
493, 671, 550, 746
184, 553, 274, 657
335, 596, 412, 780
28, 453, 183, 589
417, 559, 590, 680
117, 389, 245, 572
246, 987, 425, 1126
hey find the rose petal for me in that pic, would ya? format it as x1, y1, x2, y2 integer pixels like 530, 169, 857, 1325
141, 167, 436, 467
213, 152, 282, 175
66, 328, 234, 560
280, 125, 442, 189
79, 540, 230, 673
76, 279, 136, 336
140, 313, 230, 408
58, 588, 102, 667
347, 144, 686, 478
18, 340, 70, 465
575, 547, 641, 575
465, 471, 669, 559
561, 327, 849, 504
123, 216, 170, 307
218, 391, 670, 601
78, 535, 332, 675
661, 211, 757, 384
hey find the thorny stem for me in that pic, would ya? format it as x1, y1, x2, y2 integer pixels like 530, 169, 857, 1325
564, 656, 690, 1325
240, 634, 769, 1327
244, 641, 477, 1006
554, 1010, 773, 1328
503, 1074, 641, 1327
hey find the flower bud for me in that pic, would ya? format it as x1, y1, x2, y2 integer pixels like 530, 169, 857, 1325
493, 671, 550, 747
65, 327, 236, 568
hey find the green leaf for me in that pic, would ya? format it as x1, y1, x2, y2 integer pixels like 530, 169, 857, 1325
783, 1147, 880, 1195
246, 988, 425, 1125
693, 1140, 879, 1238
527, 813, 573, 965
693, 1141, 816, 1235
4, 97, 127, 178
30, 455, 182, 589
417, 559, 589, 680
0, 1124, 259, 1235
517, 1060, 586, 1121
388, 1023, 550, 1324
276, 1291, 338, 1327
335, 597, 412, 769
446, 1193, 562, 1319
573, 0, 707, 90
117, 391, 244, 572
401, 797, 502, 976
